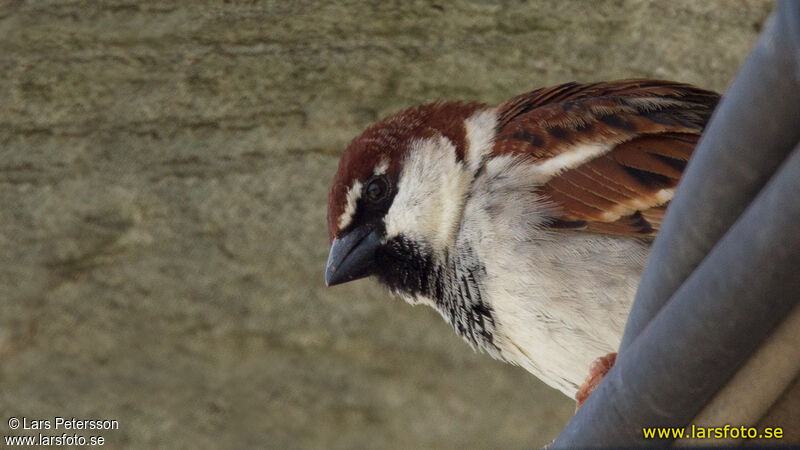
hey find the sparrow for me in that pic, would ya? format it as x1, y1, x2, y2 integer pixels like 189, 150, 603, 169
324, 79, 719, 399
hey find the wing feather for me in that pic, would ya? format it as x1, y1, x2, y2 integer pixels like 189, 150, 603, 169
493, 79, 719, 237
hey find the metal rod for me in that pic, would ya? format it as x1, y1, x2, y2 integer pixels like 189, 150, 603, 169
619, 0, 800, 352
555, 143, 800, 447
554, 1, 800, 445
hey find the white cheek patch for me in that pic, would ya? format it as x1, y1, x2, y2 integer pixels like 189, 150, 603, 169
337, 180, 362, 230
384, 136, 474, 250
464, 109, 497, 172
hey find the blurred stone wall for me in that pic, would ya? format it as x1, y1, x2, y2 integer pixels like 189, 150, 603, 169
0, 1, 770, 448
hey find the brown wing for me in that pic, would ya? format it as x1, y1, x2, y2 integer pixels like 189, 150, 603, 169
494, 79, 720, 237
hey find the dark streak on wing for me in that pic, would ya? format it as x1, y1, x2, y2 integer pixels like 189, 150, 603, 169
493, 79, 720, 237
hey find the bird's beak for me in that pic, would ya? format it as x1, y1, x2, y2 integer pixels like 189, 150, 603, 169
325, 225, 381, 286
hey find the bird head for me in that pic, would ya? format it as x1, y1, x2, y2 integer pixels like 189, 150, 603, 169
325, 101, 490, 289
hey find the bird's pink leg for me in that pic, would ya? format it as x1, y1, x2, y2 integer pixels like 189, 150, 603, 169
575, 352, 617, 410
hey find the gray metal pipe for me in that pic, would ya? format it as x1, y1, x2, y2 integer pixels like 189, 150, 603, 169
619, 0, 800, 352
554, 1, 800, 445
554, 143, 800, 447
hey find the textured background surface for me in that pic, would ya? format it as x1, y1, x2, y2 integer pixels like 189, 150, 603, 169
0, 1, 771, 448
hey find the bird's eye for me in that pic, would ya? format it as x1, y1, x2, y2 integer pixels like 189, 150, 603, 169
365, 176, 390, 203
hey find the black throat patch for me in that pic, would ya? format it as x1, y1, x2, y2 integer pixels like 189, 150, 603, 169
374, 236, 499, 353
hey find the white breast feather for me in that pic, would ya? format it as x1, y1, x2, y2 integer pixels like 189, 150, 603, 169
463, 155, 648, 396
